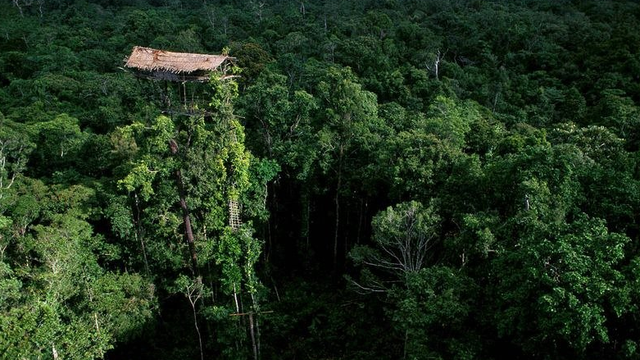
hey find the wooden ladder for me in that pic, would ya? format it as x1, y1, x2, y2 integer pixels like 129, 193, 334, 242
228, 198, 241, 231
228, 123, 241, 231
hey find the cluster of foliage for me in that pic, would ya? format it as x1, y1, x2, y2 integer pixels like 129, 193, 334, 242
3, 0, 640, 359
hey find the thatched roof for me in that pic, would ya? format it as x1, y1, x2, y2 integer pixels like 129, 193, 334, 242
124, 46, 232, 75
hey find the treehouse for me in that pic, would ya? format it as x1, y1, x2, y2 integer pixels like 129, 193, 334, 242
124, 46, 235, 82
124, 46, 243, 232
124, 46, 236, 114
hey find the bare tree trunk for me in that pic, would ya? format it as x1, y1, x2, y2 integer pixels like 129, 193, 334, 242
182, 82, 188, 108
177, 168, 198, 271
223, 17, 228, 36
13, 0, 24, 17
206, 8, 216, 31
193, 302, 204, 360
169, 139, 198, 272
0, 140, 22, 198
185, 278, 204, 360
403, 329, 408, 360
426, 50, 443, 80
233, 283, 240, 313
249, 312, 258, 360
251, 293, 261, 360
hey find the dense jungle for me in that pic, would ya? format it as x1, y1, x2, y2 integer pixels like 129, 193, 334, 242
2, 0, 640, 359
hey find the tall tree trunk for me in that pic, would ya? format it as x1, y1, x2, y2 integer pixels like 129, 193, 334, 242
249, 312, 258, 360
12, 0, 24, 17
185, 278, 204, 360
177, 168, 198, 272
169, 139, 198, 272
177, 170, 198, 271
251, 293, 261, 360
